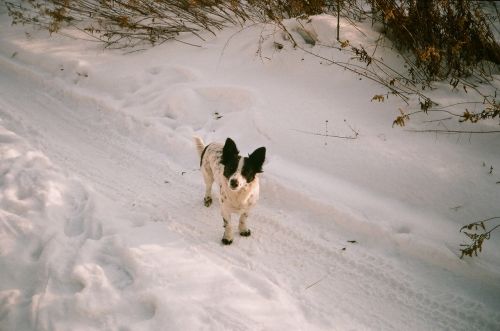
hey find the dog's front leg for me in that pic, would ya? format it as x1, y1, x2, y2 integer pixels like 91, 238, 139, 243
221, 207, 233, 245
238, 212, 251, 237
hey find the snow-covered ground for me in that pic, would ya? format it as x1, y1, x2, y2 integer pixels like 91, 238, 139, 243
0, 7, 499, 331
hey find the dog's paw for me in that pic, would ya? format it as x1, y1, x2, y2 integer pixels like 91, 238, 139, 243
203, 196, 212, 207
221, 238, 233, 245
240, 229, 251, 237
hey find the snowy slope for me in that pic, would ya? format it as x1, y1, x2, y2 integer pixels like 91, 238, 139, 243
1, 8, 500, 331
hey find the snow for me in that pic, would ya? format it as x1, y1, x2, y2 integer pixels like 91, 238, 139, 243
1, 6, 500, 331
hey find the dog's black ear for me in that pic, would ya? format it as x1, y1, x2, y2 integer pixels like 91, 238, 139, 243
221, 138, 239, 165
248, 147, 266, 172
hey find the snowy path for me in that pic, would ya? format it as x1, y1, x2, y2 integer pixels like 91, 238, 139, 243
1, 15, 500, 331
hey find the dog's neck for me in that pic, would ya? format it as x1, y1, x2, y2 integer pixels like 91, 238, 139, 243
222, 176, 259, 204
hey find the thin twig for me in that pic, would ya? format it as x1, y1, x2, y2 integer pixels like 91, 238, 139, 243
293, 129, 358, 140
305, 274, 329, 290
217, 22, 259, 69
407, 129, 500, 134
422, 117, 453, 123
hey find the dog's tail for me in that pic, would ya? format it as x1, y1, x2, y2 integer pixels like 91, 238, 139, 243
193, 136, 205, 157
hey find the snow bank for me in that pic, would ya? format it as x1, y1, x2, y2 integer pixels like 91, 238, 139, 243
0, 122, 99, 330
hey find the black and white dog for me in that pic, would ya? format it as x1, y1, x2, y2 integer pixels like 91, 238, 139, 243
194, 137, 266, 245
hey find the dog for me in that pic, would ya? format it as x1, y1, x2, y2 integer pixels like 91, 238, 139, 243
194, 137, 266, 245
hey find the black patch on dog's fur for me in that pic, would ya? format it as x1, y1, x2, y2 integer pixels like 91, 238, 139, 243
221, 138, 240, 179
241, 147, 266, 183
200, 144, 211, 166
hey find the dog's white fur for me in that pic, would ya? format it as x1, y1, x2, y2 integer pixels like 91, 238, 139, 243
194, 137, 260, 244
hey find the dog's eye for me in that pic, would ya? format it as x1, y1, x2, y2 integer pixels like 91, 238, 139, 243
241, 165, 256, 183
223, 159, 239, 178
245, 173, 255, 182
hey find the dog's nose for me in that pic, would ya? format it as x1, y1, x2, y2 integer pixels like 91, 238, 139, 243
230, 179, 238, 189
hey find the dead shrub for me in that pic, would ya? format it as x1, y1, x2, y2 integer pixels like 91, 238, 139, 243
372, 0, 500, 80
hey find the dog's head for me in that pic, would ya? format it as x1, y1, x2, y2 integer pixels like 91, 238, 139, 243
221, 138, 266, 191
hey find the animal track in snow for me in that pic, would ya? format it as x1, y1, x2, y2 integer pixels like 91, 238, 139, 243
70, 246, 156, 327
95, 239, 135, 290
62, 185, 89, 237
